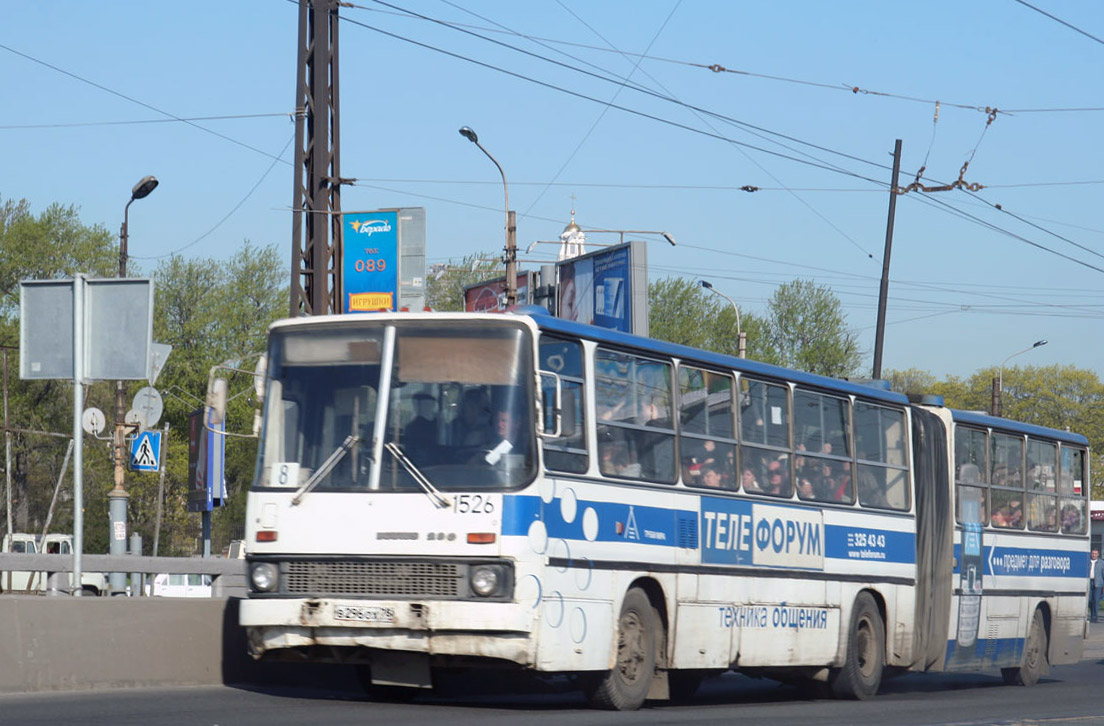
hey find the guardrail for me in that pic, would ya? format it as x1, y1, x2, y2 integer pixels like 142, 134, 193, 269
0, 553, 246, 596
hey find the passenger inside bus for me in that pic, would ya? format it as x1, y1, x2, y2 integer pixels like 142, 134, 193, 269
740, 467, 760, 492
700, 464, 726, 489
452, 388, 491, 448
403, 392, 439, 463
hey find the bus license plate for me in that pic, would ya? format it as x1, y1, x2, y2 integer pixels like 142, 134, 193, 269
333, 604, 395, 624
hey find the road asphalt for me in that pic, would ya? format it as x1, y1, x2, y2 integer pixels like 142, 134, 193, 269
1083, 618, 1104, 660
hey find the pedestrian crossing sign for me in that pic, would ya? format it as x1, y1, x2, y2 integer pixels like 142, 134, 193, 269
130, 430, 161, 472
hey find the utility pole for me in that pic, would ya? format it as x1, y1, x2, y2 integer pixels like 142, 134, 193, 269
506, 210, 518, 306
111, 176, 158, 595
290, 0, 344, 317
872, 139, 902, 380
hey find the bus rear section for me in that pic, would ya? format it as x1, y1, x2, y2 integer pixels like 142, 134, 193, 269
918, 404, 1090, 686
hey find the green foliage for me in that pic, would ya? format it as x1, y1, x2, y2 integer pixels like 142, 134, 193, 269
647, 277, 770, 360
425, 253, 502, 312
887, 364, 1104, 501
767, 279, 861, 378
882, 368, 938, 397
1, 194, 286, 555
0, 197, 119, 538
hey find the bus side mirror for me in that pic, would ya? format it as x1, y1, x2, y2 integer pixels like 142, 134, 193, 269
253, 353, 267, 405
538, 370, 563, 439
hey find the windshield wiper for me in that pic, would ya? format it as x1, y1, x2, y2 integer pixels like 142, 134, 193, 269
384, 441, 452, 509
291, 434, 360, 506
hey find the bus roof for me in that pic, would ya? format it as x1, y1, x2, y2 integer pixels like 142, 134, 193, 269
950, 408, 1089, 447
531, 311, 909, 406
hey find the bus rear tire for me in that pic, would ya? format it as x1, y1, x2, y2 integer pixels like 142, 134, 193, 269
1001, 608, 1047, 687
830, 592, 884, 700
587, 587, 659, 711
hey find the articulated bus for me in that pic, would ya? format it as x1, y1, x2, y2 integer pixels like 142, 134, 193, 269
221, 310, 1090, 710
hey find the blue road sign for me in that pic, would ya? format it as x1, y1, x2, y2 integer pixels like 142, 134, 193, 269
130, 430, 161, 472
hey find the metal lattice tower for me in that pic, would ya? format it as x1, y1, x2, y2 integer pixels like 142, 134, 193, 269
290, 0, 343, 316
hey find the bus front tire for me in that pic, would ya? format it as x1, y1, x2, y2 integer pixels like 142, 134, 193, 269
587, 587, 659, 711
1001, 609, 1047, 687
830, 592, 884, 700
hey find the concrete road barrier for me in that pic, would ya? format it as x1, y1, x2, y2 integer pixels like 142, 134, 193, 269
0, 596, 331, 693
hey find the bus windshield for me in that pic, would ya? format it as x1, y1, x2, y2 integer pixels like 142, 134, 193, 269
255, 320, 537, 494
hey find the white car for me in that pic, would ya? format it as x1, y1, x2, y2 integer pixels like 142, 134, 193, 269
146, 573, 213, 598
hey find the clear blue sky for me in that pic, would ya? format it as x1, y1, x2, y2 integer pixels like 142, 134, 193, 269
4, 1, 1102, 379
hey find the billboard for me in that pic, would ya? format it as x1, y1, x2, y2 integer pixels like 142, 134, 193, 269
187, 408, 225, 513
463, 271, 532, 312
556, 241, 648, 335
341, 208, 426, 313
20, 277, 154, 381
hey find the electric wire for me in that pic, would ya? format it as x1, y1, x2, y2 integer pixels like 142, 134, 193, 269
133, 133, 296, 261
1011, 0, 1104, 47
340, 6, 1100, 274
353, 2, 1101, 115
0, 41, 291, 164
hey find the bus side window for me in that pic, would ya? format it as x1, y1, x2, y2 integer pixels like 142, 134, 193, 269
1059, 447, 1087, 535
540, 337, 588, 475
854, 401, 909, 511
594, 347, 675, 484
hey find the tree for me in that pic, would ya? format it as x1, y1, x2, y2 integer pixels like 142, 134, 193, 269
0, 197, 118, 537
141, 242, 287, 555
425, 253, 502, 312
647, 277, 771, 360
883, 368, 939, 396
766, 279, 861, 378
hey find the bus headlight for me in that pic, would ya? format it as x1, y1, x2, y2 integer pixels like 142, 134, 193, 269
470, 565, 503, 597
250, 562, 279, 592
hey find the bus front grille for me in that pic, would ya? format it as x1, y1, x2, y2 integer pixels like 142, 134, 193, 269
283, 560, 463, 597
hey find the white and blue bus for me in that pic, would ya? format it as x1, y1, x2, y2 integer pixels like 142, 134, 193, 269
223, 310, 1090, 710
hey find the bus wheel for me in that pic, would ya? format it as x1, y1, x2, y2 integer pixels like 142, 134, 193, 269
1002, 609, 1047, 687
830, 592, 884, 700
588, 587, 659, 711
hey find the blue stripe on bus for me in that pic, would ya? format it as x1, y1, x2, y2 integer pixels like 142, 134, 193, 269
952, 542, 1088, 578
503, 494, 917, 567
823, 525, 915, 565
501, 494, 681, 546
944, 636, 1025, 670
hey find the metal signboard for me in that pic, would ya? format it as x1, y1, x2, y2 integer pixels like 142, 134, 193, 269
19, 280, 74, 379
19, 277, 154, 381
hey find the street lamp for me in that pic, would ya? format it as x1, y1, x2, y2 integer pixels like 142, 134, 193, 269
119, 175, 159, 277
112, 174, 158, 595
459, 127, 517, 306
700, 280, 746, 358
991, 339, 1047, 417
582, 229, 676, 246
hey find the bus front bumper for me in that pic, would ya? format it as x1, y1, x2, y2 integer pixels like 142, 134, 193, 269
240, 597, 537, 666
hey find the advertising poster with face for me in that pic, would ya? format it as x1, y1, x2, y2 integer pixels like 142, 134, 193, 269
557, 257, 594, 325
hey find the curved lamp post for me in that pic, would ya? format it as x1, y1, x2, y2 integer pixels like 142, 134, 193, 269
991, 339, 1047, 416
112, 174, 158, 595
459, 127, 516, 306
700, 280, 746, 358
